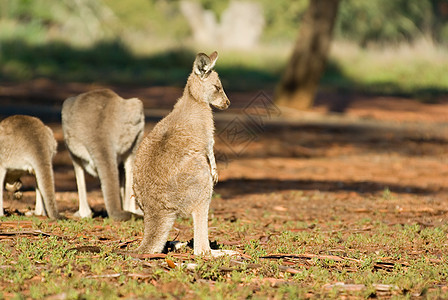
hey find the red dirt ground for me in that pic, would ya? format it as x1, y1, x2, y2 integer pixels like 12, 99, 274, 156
1, 80, 448, 234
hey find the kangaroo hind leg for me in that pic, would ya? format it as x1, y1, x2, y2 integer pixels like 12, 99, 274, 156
136, 209, 176, 254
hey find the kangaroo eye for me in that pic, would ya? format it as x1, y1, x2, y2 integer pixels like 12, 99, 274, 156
214, 85, 221, 92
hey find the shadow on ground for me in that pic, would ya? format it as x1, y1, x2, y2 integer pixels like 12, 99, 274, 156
215, 178, 437, 198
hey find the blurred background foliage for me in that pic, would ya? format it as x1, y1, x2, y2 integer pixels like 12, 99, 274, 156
0, 0, 447, 95
2, 0, 447, 46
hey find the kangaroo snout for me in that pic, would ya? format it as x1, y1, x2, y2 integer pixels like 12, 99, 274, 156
215, 97, 230, 110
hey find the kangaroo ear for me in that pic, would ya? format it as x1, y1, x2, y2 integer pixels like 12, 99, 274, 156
193, 53, 210, 77
193, 52, 218, 78
208, 51, 218, 70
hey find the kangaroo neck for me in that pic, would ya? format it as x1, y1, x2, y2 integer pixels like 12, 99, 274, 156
175, 83, 213, 118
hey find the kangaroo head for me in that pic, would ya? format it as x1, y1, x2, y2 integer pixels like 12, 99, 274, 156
190, 51, 230, 110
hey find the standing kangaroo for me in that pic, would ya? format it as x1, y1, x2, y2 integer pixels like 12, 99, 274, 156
133, 51, 235, 256
0, 115, 61, 219
62, 89, 144, 221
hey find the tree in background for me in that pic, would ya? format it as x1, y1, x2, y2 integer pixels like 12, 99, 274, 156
275, 0, 340, 110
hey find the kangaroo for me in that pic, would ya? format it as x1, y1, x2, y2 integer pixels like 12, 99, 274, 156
61, 89, 144, 221
133, 51, 235, 256
0, 115, 61, 219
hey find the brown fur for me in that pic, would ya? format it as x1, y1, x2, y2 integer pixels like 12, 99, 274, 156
62, 89, 144, 220
133, 52, 232, 255
0, 115, 61, 219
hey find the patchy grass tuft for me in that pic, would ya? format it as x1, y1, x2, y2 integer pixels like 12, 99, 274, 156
0, 206, 447, 299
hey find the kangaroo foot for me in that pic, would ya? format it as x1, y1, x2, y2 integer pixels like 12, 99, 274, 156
109, 210, 142, 221
73, 210, 93, 218
26, 210, 65, 220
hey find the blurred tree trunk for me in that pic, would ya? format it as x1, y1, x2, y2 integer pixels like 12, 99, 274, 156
430, 0, 448, 43
276, 0, 340, 110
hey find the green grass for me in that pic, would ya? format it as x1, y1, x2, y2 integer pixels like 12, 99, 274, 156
0, 214, 447, 299
323, 41, 448, 100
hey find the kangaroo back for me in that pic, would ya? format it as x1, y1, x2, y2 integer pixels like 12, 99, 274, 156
62, 89, 144, 220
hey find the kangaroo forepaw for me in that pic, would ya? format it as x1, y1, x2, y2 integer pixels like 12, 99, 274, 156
211, 168, 218, 185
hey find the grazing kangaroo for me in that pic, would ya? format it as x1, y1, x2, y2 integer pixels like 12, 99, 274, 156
133, 51, 235, 256
0, 115, 61, 219
62, 89, 144, 220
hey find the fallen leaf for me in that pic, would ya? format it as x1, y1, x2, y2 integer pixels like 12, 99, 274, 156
166, 258, 176, 268
273, 206, 287, 212
0, 230, 54, 237
278, 265, 301, 274
261, 253, 360, 262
